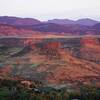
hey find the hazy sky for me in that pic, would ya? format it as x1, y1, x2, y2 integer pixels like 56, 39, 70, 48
0, 0, 100, 21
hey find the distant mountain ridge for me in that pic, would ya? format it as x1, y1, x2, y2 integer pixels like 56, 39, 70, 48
0, 16, 41, 26
47, 18, 99, 26
76, 18, 99, 26
48, 19, 75, 25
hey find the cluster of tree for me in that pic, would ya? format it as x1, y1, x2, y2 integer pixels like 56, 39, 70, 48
0, 78, 100, 100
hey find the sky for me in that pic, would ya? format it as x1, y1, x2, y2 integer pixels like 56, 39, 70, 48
0, 0, 100, 21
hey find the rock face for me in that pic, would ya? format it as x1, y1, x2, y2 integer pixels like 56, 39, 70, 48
80, 36, 100, 62
44, 48, 100, 84
0, 24, 36, 36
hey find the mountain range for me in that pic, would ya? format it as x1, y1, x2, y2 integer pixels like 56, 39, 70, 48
0, 16, 100, 36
